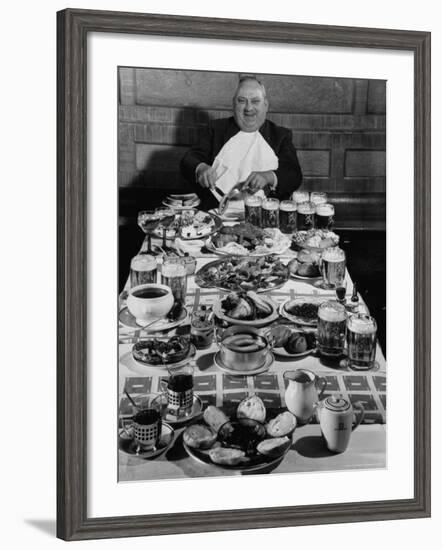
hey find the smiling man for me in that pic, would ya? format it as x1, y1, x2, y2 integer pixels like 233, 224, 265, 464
180, 76, 303, 209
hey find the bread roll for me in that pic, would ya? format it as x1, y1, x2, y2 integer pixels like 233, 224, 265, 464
183, 424, 217, 449
209, 447, 246, 466
257, 437, 291, 457
266, 412, 297, 437
236, 395, 266, 423
203, 406, 229, 433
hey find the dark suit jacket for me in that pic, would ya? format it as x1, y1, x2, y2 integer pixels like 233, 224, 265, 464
180, 117, 303, 209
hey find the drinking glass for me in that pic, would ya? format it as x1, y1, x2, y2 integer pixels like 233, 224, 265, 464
191, 308, 215, 349
279, 200, 297, 233
130, 254, 157, 288
346, 313, 378, 370
315, 203, 335, 230
297, 201, 315, 231
317, 301, 347, 358
244, 194, 263, 227
137, 210, 161, 254
310, 191, 328, 206
121, 394, 162, 450
164, 364, 195, 417
161, 256, 187, 303
319, 247, 346, 289
262, 198, 280, 228
292, 190, 309, 205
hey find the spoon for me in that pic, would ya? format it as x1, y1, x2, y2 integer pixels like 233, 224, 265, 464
124, 389, 139, 410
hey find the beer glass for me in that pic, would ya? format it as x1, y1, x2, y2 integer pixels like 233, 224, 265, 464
262, 198, 280, 228
130, 254, 157, 288
161, 256, 187, 304
297, 201, 315, 231
310, 191, 328, 206
279, 200, 297, 233
320, 247, 346, 289
292, 190, 309, 205
244, 194, 263, 227
317, 301, 347, 357
347, 313, 378, 370
315, 203, 335, 230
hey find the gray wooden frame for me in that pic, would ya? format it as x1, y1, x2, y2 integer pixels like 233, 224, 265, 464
57, 8, 431, 541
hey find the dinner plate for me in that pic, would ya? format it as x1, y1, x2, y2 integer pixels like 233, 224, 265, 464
162, 198, 201, 210
289, 272, 322, 282
119, 306, 188, 331
132, 344, 196, 369
153, 210, 222, 240
213, 351, 274, 376
118, 422, 174, 458
272, 346, 315, 359
279, 298, 325, 327
183, 438, 290, 473
205, 237, 291, 258
212, 296, 279, 328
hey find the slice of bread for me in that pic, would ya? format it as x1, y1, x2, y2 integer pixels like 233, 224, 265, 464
266, 411, 297, 437
203, 406, 229, 433
209, 447, 246, 466
257, 437, 291, 457
183, 424, 216, 450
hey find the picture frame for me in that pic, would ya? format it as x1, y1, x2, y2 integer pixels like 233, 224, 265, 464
57, 8, 431, 541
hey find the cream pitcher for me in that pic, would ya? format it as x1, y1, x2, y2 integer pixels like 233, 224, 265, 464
317, 395, 365, 453
283, 369, 327, 424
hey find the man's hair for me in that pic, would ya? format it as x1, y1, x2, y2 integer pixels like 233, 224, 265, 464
233, 75, 267, 101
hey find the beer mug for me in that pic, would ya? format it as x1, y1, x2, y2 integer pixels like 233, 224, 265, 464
130, 254, 157, 288
315, 203, 335, 231
279, 200, 297, 233
320, 247, 346, 289
161, 256, 187, 304
310, 191, 328, 206
261, 198, 280, 228
297, 201, 315, 231
346, 313, 378, 370
292, 190, 309, 205
317, 301, 347, 358
244, 194, 263, 227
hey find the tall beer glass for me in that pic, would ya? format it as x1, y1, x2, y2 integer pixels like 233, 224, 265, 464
317, 301, 347, 357
315, 203, 335, 230
161, 256, 187, 304
347, 313, 378, 370
262, 198, 280, 228
292, 190, 309, 205
244, 194, 263, 227
297, 201, 315, 231
279, 200, 297, 233
310, 191, 328, 206
320, 247, 346, 289
130, 254, 158, 288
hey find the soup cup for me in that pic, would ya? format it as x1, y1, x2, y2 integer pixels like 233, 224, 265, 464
219, 325, 270, 372
127, 283, 174, 325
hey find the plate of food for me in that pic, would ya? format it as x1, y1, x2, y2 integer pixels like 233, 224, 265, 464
162, 193, 201, 210
153, 209, 222, 240
206, 223, 291, 256
183, 396, 295, 472
292, 229, 340, 252
131, 335, 196, 368
213, 291, 279, 327
119, 302, 188, 332
267, 324, 316, 358
280, 297, 324, 326
195, 255, 289, 293
286, 250, 322, 280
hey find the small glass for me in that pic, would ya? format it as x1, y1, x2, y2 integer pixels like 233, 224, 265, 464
244, 194, 263, 227
137, 210, 161, 253
310, 191, 328, 206
161, 256, 187, 304
130, 254, 157, 288
319, 247, 346, 289
335, 279, 347, 305
346, 313, 378, 370
297, 201, 315, 231
317, 301, 347, 358
191, 307, 215, 349
279, 200, 297, 233
121, 394, 162, 451
292, 190, 309, 205
315, 203, 335, 230
163, 364, 195, 417
262, 198, 280, 228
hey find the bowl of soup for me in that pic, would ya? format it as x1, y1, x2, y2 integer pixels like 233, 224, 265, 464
127, 284, 174, 325
219, 325, 270, 371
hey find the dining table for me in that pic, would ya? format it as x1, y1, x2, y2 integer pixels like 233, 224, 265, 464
118, 232, 386, 482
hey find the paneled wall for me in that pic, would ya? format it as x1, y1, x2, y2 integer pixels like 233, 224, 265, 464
118, 68, 386, 229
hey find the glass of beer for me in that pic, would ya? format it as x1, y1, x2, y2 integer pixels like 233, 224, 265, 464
292, 190, 309, 205
161, 256, 187, 304
297, 201, 315, 231
262, 198, 280, 228
317, 301, 347, 358
315, 203, 335, 230
244, 194, 263, 227
279, 200, 297, 233
320, 247, 346, 289
310, 191, 328, 206
130, 254, 157, 288
347, 313, 378, 370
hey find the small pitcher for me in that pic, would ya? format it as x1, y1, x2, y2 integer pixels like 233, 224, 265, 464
317, 395, 365, 453
283, 369, 327, 424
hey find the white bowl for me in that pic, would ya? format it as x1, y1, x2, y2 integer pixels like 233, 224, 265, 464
127, 284, 174, 325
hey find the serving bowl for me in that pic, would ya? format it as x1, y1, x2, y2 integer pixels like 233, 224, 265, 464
126, 283, 174, 325
218, 325, 270, 372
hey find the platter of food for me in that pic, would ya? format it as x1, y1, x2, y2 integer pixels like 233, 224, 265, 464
195, 255, 289, 293
153, 209, 222, 240
280, 297, 324, 327
286, 250, 322, 280
292, 229, 340, 252
205, 223, 291, 256
162, 193, 201, 210
183, 396, 295, 472
131, 336, 196, 368
267, 324, 316, 358
213, 291, 279, 327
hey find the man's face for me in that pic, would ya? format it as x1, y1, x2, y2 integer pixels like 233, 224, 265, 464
233, 81, 268, 132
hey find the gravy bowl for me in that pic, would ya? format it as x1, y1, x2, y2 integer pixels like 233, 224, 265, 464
127, 283, 174, 325
219, 325, 270, 372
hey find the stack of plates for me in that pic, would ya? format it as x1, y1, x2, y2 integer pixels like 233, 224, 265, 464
163, 193, 201, 210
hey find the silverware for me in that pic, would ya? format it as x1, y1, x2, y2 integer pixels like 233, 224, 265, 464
124, 389, 139, 410
218, 181, 246, 215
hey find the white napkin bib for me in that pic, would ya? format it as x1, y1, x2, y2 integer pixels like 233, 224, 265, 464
212, 131, 279, 195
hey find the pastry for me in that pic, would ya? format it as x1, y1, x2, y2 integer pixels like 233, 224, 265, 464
183, 424, 217, 450
257, 437, 291, 457
203, 406, 229, 433
266, 412, 297, 437
208, 447, 246, 466
236, 395, 266, 423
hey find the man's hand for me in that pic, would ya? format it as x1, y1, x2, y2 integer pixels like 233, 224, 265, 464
196, 163, 217, 189
243, 170, 275, 194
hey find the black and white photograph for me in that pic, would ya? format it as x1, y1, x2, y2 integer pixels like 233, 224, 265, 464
117, 67, 387, 481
